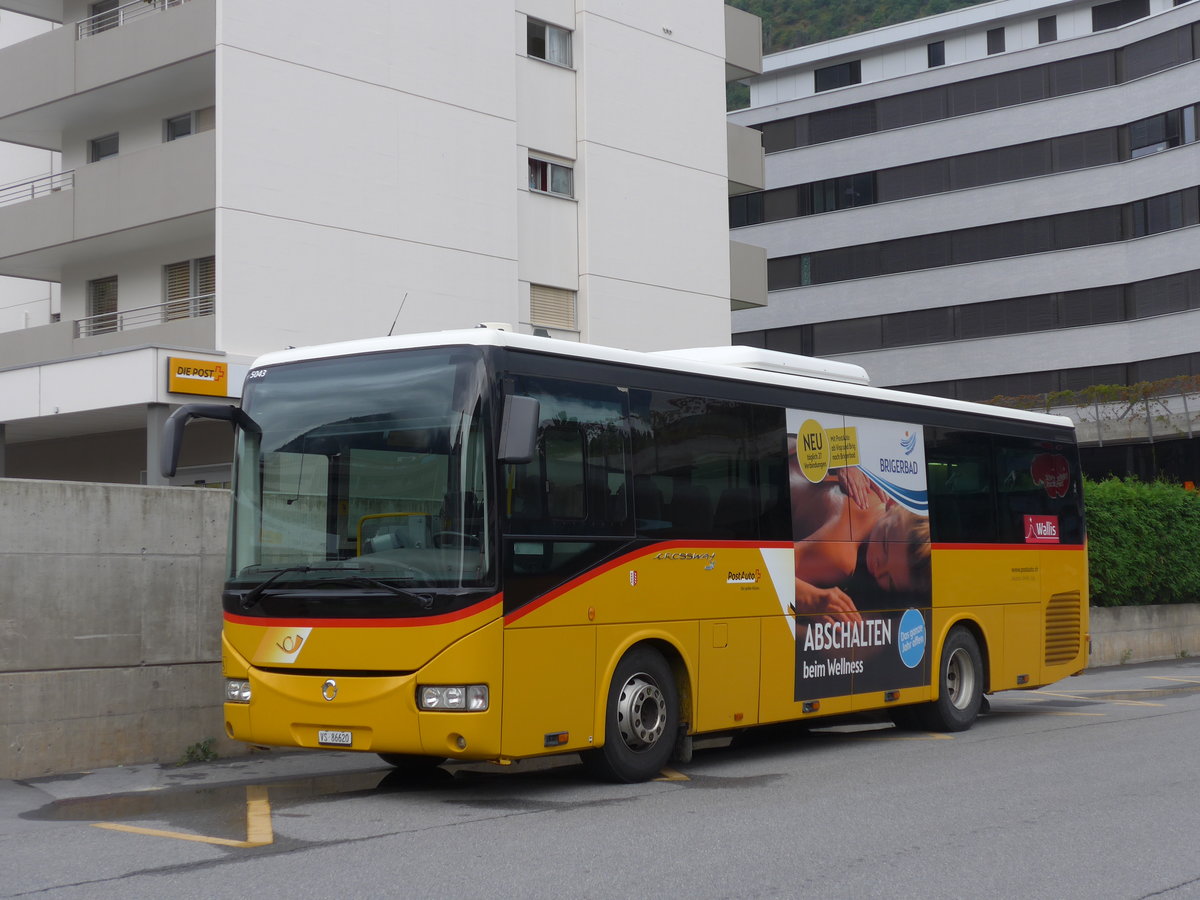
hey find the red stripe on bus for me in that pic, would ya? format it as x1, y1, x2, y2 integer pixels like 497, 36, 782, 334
223, 592, 503, 628
503, 541, 792, 625
931, 543, 1084, 552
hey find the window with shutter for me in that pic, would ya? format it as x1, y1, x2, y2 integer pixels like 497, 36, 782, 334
164, 256, 216, 320
87, 276, 118, 335
164, 261, 192, 320
529, 285, 577, 331
196, 256, 215, 296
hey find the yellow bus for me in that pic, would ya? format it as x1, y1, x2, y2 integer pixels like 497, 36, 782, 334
163, 328, 1088, 782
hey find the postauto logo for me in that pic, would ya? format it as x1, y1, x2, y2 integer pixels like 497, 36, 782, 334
727, 569, 762, 585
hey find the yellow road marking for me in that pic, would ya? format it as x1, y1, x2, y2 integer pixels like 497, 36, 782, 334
92, 785, 273, 848
655, 768, 689, 782
1145, 676, 1200, 685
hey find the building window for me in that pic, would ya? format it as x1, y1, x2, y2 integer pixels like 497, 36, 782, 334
528, 157, 573, 198
88, 133, 119, 163
1129, 110, 1183, 158
529, 284, 577, 331
765, 186, 1200, 290
749, 22, 1200, 151
927, 41, 945, 68
164, 113, 194, 142
88, 0, 120, 34
164, 256, 215, 320
86, 276, 118, 335
1092, 0, 1150, 31
1038, 16, 1058, 43
814, 60, 861, 92
986, 27, 1005, 55
527, 18, 572, 67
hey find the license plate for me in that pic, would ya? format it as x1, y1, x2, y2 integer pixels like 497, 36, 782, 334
317, 729, 352, 746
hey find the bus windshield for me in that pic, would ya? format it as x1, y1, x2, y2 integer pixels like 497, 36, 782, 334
228, 347, 493, 598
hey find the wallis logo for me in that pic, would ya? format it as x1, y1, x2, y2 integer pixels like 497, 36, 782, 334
1023, 515, 1060, 544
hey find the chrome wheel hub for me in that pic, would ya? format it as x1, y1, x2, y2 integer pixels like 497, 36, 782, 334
616, 673, 667, 750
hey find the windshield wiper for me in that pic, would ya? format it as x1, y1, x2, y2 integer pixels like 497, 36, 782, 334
239, 566, 434, 610
241, 566, 319, 609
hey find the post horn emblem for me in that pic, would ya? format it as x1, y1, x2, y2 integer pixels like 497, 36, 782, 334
321, 679, 338, 702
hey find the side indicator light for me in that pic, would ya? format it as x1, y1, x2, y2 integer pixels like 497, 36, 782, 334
544, 732, 569, 747
802, 700, 820, 714
884, 691, 900, 703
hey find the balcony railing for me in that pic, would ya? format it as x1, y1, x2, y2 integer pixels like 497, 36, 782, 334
75, 293, 215, 338
0, 171, 74, 209
77, 0, 191, 40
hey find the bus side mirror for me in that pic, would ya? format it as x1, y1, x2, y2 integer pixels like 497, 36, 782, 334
162, 403, 260, 478
498, 395, 539, 464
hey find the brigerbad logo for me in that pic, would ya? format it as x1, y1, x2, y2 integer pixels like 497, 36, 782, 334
727, 569, 762, 585
900, 430, 917, 456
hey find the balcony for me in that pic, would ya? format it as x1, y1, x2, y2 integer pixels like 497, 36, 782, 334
0, 130, 215, 281
0, 294, 216, 369
730, 239, 767, 310
727, 122, 764, 195
724, 5, 763, 83
77, 0, 189, 40
0, 170, 73, 209
0, 0, 214, 149
76, 292, 214, 338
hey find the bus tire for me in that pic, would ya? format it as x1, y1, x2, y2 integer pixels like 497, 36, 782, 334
583, 645, 679, 783
377, 753, 446, 773
919, 627, 984, 732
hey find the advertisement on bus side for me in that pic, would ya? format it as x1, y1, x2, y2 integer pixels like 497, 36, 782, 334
788, 410, 931, 701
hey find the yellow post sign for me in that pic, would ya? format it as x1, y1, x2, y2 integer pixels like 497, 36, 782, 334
168, 357, 229, 396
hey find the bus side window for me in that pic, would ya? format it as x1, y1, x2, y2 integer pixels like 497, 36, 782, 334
630, 391, 785, 540
926, 428, 996, 544
993, 436, 1085, 545
503, 377, 631, 537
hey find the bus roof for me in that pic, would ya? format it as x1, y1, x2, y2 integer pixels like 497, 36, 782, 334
250, 328, 1074, 431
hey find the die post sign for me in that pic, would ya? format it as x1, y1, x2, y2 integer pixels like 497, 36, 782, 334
167, 357, 229, 397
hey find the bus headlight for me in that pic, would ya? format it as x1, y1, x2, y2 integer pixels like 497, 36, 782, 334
418, 684, 488, 711
225, 679, 252, 703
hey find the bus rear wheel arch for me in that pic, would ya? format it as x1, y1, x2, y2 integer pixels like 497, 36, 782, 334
917, 625, 985, 732
582, 644, 681, 783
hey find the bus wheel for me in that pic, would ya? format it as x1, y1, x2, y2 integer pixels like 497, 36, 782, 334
377, 753, 446, 773
920, 627, 983, 732
583, 646, 679, 783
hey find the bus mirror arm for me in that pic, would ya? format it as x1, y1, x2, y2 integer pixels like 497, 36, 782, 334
161, 403, 261, 479
497, 395, 539, 464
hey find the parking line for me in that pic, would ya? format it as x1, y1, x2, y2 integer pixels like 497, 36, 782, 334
656, 768, 690, 781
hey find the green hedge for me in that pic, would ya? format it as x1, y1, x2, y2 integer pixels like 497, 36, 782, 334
1085, 478, 1200, 607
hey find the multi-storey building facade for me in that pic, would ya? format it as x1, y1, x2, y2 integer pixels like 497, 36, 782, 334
730, 0, 1200, 478
0, 0, 764, 485
0, 11, 57, 338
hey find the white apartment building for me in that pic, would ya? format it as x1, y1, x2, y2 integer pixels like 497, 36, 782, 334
0, 11, 57, 337
0, 0, 765, 485
729, 0, 1200, 478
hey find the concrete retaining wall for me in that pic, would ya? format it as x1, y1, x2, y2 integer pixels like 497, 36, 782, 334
1, 478, 233, 780
1, 477, 1197, 778
1089, 604, 1200, 667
